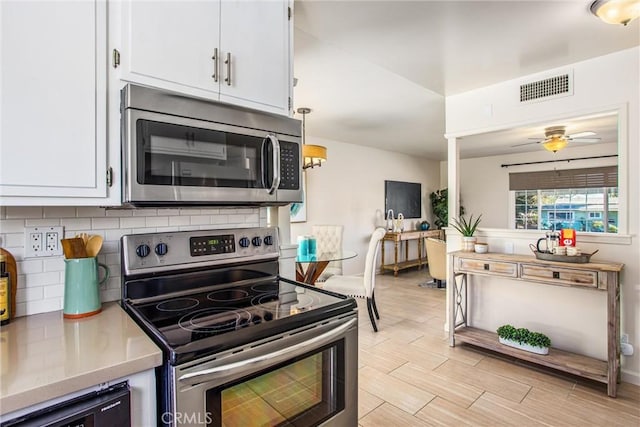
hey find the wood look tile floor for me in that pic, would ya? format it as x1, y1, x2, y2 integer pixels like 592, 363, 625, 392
355, 269, 640, 426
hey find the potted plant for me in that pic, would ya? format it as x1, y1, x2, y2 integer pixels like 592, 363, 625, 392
449, 214, 482, 252
496, 324, 551, 355
429, 188, 464, 230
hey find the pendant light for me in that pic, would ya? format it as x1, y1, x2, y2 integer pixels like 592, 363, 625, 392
297, 107, 327, 169
590, 0, 640, 26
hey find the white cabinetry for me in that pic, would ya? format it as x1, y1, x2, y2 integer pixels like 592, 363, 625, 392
0, 0, 114, 205
120, 0, 292, 116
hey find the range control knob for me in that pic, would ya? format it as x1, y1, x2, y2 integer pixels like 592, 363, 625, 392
252, 236, 262, 247
136, 244, 151, 258
239, 237, 250, 248
155, 242, 168, 256
264, 235, 273, 246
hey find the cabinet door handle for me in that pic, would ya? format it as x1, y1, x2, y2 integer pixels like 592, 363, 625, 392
224, 52, 231, 86
211, 48, 218, 82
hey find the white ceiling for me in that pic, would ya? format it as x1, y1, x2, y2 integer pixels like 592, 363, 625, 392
292, 0, 640, 160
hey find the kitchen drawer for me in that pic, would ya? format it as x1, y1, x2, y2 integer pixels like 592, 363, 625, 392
520, 264, 599, 288
457, 258, 517, 277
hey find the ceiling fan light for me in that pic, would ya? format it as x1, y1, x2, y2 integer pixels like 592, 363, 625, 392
542, 136, 568, 153
590, 0, 640, 26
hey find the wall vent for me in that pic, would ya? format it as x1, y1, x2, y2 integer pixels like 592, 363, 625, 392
520, 72, 572, 103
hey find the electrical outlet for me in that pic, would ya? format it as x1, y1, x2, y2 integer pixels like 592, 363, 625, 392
621, 333, 629, 344
24, 226, 63, 258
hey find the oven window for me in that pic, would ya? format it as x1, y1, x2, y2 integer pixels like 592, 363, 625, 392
136, 119, 273, 189
206, 342, 345, 427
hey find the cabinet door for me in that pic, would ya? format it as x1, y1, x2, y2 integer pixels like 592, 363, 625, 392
0, 0, 107, 200
219, 0, 291, 114
121, 0, 220, 98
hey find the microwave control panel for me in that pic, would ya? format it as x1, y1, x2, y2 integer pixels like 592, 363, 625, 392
279, 141, 300, 190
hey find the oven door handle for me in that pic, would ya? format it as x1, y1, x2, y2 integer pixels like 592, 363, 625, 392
178, 318, 356, 386
266, 134, 280, 195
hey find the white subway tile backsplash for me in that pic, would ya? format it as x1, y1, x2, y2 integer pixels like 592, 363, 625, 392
6, 207, 43, 219
169, 216, 190, 227
120, 217, 146, 229
25, 272, 60, 287
91, 217, 120, 230
43, 257, 65, 272
3, 232, 24, 247
132, 209, 157, 216
158, 208, 180, 216
18, 259, 44, 274
0, 219, 26, 233
190, 215, 211, 225
25, 219, 61, 226
105, 209, 133, 217
76, 207, 106, 217
60, 218, 92, 231
146, 216, 169, 227
43, 284, 64, 299
210, 215, 229, 224
179, 209, 201, 216
5, 205, 262, 317
43, 207, 76, 218
16, 286, 44, 303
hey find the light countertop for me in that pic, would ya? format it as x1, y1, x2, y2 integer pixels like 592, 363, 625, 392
0, 302, 162, 414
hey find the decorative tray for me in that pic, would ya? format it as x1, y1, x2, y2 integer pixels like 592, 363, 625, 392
529, 244, 598, 264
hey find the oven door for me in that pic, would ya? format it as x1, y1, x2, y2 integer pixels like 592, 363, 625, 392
169, 315, 357, 427
123, 109, 301, 206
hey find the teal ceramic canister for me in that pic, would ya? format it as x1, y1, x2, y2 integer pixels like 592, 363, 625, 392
63, 257, 109, 319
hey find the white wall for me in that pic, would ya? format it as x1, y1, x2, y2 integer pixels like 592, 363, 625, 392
0, 206, 265, 316
445, 47, 640, 384
291, 136, 441, 275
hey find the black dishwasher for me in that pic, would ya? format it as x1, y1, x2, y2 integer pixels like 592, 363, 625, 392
1, 381, 130, 427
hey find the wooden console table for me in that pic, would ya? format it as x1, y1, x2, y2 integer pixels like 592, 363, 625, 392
380, 230, 442, 276
450, 251, 623, 397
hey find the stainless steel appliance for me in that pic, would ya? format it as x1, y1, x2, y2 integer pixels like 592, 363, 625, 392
121, 84, 303, 207
120, 227, 358, 427
1, 382, 130, 427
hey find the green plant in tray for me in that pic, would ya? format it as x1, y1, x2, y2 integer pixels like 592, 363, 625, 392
497, 324, 551, 348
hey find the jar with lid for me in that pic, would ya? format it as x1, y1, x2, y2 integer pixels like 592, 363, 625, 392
0, 254, 11, 325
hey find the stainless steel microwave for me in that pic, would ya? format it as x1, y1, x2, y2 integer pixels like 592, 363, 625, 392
121, 84, 303, 207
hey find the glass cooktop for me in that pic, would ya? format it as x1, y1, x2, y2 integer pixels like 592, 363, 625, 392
125, 278, 356, 364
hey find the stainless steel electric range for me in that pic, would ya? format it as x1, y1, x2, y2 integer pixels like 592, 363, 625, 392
120, 227, 358, 427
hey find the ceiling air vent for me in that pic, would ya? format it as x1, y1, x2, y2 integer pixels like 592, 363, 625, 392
520, 72, 572, 103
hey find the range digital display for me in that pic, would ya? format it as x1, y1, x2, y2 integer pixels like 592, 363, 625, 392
190, 234, 235, 256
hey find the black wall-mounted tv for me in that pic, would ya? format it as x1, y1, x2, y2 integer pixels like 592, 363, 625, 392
384, 180, 421, 219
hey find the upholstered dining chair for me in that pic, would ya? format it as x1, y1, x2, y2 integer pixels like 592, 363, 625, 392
424, 237, 447, 288
320, 227, 387, 332
311, 225, 344, 282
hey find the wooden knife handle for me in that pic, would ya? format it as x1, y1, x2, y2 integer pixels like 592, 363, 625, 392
0, 248, 18, 319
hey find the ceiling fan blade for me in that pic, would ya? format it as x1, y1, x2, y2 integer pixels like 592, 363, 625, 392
569, 137, 601, 143
512, 141, 540, 147
567, 131, 596, 139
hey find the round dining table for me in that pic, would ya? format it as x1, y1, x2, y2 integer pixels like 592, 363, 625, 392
295, 250, 357, 285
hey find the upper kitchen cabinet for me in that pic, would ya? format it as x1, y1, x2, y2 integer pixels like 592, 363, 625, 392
0, 0, 116, 205
119, 0, 292, 116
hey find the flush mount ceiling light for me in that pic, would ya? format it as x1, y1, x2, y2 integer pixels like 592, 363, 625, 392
590, 0, 640, 25
297, 107, 327, 169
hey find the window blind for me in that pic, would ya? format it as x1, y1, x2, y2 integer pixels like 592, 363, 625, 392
509, 166, 618, 191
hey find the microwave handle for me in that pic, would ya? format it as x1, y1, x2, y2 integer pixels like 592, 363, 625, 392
266, 134, 281, 194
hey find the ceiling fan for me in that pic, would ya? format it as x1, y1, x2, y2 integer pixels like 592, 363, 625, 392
513, 126, 601, 153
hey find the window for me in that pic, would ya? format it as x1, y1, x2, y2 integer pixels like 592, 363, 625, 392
510, 167, 618, 233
